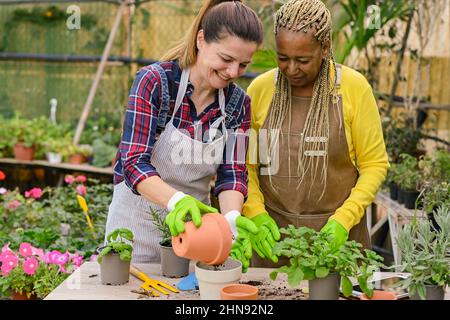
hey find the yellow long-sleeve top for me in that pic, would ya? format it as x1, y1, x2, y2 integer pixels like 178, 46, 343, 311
243, 66, 390, 232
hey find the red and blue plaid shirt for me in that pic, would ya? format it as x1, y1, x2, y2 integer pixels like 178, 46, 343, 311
113, 61, 250, 198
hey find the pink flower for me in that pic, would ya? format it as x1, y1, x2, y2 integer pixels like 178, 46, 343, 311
89, 254, 98, 262
31, 246, 44, 260
75, 175, 87, 183
71, 253, 84, 267
0, 250, 13, 263
64, 175, 75, 184
1, 242, 11, 253
76, 185, 87, 196
55, 252, 69, 266
0, 187, 7, 195
46, 250, 69, 266
19, 242, 33, 257
1, 262, 13, 276
1, 254, 19, 275
23, 256, 38, 275
7, 199, 20, 209
46, 250, 62, 264
24, 187, 43, 199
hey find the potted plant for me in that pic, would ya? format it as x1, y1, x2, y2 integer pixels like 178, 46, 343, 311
419, 182, 450, 231
397, 154, 421, 209
91, 138, 117, 168
43, 136, 72, 164
386, 163, 400, 200
0, 242, 83, 300
195, 258, 242, 300
67, 143, 93, 164
148, 208, 189, 278
270, 225, 385, 300
8, 116, 39, 161
394, 205, 449, 300
97, 228, 134, 285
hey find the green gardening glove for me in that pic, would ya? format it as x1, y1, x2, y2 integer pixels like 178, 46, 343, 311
165, 192, 218, 237
225, 211, 258, 273
320, 219, 348, 252
250, 213, 281, 263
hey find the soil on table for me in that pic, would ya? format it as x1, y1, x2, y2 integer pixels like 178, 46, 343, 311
239, 280, 308, 300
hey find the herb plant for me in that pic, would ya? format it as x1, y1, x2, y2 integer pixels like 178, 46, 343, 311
97, 228, 134, 263
149, 208, 171, 246
269, 225, 384, 298
394, 205, 450, 300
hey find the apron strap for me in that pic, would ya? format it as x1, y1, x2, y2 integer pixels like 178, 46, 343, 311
152, 63, 171, 132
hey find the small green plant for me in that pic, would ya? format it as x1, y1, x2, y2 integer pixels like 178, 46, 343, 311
394, 205, 450, 299
97, 228, 134, 263
269, 225, 384, 298
397, 153, 420, 190
419, 182, 450, 214
92, 138, 117, 167
149, 208, 171, 246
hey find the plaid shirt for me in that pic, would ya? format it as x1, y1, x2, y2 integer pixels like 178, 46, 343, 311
114, 61, 250, 198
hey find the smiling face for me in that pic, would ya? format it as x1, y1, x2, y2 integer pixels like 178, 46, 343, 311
276, 27, 329, 95
195, 30, 258, 89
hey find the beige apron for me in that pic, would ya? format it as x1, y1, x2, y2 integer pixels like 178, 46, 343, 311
252, 65, 370, 268
106, 69, 227, 263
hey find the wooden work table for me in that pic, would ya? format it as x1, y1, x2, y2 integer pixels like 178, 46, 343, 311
44, 262, 449, 300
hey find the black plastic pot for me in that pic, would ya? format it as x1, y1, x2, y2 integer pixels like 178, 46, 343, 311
397, 188, 405, 204
403, 190, 420, 209
389, 183, 399, 200
427, 207, 441, 232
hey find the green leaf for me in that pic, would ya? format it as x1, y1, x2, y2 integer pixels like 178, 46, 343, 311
315, 267, 329, 279
341, 276, 353, 297
287, 267, 304, 287
269, 270, 279, 281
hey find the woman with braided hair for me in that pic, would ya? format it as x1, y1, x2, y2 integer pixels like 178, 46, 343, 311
243, 0, 389, 267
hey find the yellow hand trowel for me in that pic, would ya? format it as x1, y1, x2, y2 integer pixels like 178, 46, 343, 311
130, 265, 179, 297
76, 195, 94, 230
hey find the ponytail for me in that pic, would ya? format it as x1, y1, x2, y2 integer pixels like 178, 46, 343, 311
160, 0, 262, 69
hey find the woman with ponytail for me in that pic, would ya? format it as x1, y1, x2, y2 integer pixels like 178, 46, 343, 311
243, 0, 389, 267
106, 0, 263, 271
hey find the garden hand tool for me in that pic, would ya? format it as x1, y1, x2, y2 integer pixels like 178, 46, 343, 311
320, 219, 348, 251
130, 265, 179, 295
250, 212, 281, 263
177, 272, 198, 291
165, 192, 218, 236
76, 195, 94, 230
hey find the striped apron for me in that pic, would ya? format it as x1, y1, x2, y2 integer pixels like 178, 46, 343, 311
105, 69, 228, 263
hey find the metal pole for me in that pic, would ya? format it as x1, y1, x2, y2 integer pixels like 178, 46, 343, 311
73, 0, 126, 145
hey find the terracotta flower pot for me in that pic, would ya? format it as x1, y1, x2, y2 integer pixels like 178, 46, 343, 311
172, 213, 232, 265
13, 143, 35, 161
69, 153, 87, 164
11, 291, 38, 300
360, 290, 397, 300
221, 283, 258, 300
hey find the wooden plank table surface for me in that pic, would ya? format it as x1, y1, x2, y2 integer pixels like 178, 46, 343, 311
44, 262, 449, 300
